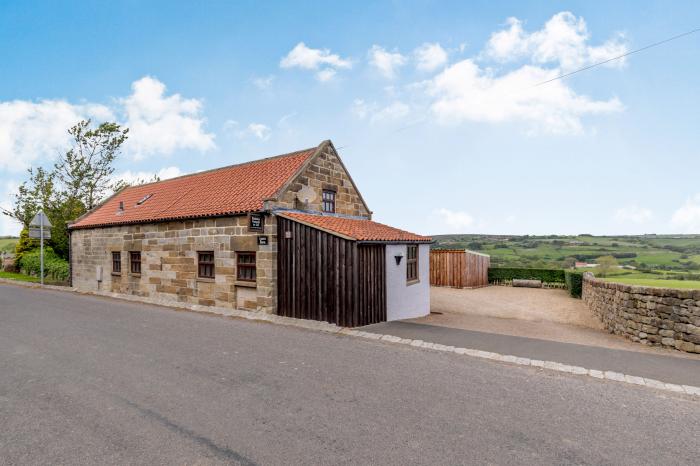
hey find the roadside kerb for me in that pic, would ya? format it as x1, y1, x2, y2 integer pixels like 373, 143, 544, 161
2, 277, 698, 398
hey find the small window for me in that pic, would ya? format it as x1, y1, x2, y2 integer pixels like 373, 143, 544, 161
112, 252, 121, 274
198, 251, 215, 279
406, 245, 418, 283
237, 252, 256, 282
322, 189, 336, 213
130, 251, 141, 275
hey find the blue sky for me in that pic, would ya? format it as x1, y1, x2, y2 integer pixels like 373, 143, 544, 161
1, 0, 699, 236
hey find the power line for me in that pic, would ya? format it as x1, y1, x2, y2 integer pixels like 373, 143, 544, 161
534, 27, 700, 87
338, 26, 700, 151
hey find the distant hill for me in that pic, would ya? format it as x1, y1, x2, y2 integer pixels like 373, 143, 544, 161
432, 234, 700, 274
0, 237, 18, 254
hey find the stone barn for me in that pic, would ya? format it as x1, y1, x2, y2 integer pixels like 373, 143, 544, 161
69, 140, 431, 326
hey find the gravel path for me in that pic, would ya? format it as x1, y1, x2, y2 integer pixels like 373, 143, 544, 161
423, 286, 698, 357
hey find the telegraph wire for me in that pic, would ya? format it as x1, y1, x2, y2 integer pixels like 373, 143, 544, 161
337, 26, 700, 151
534, 27, 700, 87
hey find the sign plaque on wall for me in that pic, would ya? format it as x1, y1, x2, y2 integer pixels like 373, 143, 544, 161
257, 235, 269, 246
249, 213, 264, 231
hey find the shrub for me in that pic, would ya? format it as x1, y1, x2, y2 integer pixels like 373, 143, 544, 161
488, 267, 565, 284
565, 271, 584, 298
19, 247, 70, 282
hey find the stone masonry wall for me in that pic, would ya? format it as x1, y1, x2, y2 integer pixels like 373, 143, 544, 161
71, 215, 277, 313
273, 145, 370, 217
583, 274, 700, 353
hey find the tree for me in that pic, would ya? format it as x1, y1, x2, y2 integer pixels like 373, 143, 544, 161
596, 255, 619, 277
562, 256, 577, 269
14, 228, 39, 264
2, 120, 129, 261
54, 120, 129, 210
1, 167, 56, 229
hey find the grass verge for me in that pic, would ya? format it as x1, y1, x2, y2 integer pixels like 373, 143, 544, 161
0, 271, 41, 283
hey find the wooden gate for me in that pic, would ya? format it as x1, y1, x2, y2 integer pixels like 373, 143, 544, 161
430, 249, 490, 288
277, 216, 386, 327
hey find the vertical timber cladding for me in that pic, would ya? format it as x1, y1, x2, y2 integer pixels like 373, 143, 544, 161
277, 216, 386, 326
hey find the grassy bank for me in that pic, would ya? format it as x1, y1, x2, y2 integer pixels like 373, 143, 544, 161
0, 237, 17, 254
0, 271, 40, 283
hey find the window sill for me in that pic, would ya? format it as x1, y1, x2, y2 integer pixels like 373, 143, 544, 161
111, 272, 122, 277
129, 273, 141, 278
406, 279, 420, 286
235, 280, 257, 288
197, 277, 215, 283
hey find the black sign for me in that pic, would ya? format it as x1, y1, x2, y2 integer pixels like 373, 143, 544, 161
257, 235, 269, 246
249, 213, 264, 231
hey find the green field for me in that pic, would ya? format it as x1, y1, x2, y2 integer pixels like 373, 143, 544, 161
0, 237, 17, 254
433, 234, 700, 289
601, 276, 700, 289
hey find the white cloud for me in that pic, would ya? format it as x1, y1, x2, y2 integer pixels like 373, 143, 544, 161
350, 13, 626, 134
252, 75, 275, 90
316, 68, 337, 82
428, 59, 623, 134
0, 100, 113, 172
351, 99, 410, 123
414, 43, 448, 72
0, 180, 21, 236
122, 76, 215, 160
671, 194, 700, 232
435, 208, 475, 232
371, 102, 410, 122
280, 42, 351, 81
245, 123, 271, 140
368, 45, 406, 79
0, 76, 215, 172
114, 166, 183, 187
614, 205, 653, 224
225, 120, 271, 141
484, 12, 628, 71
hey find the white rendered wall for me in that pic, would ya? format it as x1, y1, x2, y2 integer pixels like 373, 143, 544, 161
385, 244, 430, 321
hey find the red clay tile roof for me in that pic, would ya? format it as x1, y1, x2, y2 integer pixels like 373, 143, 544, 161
70, 146, 319, 229
279, 212, 432, 243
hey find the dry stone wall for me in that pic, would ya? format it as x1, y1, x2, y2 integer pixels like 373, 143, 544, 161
583, 274, 700, 353
70, 215, 277, 313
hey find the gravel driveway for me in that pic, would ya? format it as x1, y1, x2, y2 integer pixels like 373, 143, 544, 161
419, 286, 697, 357
431, 286, 601, 327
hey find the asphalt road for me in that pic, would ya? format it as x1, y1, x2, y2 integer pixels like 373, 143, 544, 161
1, 284, 699, 465
363, 321, 700, 386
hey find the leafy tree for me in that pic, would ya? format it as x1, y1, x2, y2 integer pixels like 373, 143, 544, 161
596, 255, 619, 277
2, 120, 129, 261
562, 256, 577, 269
14, 228, 39, 264
54, 120, 129, 210
2, 167, 56, 229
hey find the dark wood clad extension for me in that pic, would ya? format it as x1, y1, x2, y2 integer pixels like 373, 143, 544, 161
277, 216, 386, 327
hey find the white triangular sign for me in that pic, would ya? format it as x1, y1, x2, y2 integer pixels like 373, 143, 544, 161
30, 210, 52, 228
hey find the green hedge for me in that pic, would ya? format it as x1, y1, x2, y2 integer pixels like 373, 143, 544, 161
488, 267, 566, 284
565, 271, 584, 298
19, 247, 70, 282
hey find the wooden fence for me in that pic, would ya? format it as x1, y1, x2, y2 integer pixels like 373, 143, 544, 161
430, 249, 490, 288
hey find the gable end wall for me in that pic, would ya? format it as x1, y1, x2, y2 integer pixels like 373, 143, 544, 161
273, 145, 370, 217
